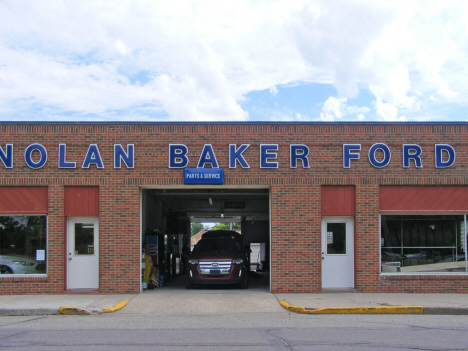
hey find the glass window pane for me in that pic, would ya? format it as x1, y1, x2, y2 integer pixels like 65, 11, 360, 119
326, 222, 347, 255
0, 215, 47, 275
381, 215, 466, 274
74, 223, 95, 255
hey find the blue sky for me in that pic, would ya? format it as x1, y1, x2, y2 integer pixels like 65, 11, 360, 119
1, 1, 468, 123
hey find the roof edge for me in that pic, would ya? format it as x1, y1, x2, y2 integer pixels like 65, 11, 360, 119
1, 121, 468, 126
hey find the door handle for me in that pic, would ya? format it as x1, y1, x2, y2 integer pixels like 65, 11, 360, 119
68, 257, 72, 261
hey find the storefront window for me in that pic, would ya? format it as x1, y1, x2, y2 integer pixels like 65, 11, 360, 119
381, 215, 466, 273
0, 216, 47, 275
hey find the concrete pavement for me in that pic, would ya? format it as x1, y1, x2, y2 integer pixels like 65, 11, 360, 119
2, 288, 468, 316
2, 275, 468, 316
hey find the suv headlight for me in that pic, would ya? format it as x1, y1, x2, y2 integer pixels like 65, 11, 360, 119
233, 259, 243, 265
188, 259, 198, 265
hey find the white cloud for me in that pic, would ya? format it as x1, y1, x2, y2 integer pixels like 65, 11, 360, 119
0, 0, 467, 121
374, 100, 398, 121
114, 40, 128, 56
320, 97, 347, 121
374, 99, 406, 122
0, 1, 310, 121
320, 97, 370, 121
290, 1, 468, 120
269, 86, 279, 96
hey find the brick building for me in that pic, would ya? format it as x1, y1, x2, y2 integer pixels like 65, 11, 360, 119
1, 122, 468, 294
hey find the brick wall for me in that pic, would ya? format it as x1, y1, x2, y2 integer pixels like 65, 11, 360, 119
271, 185, 321, 293
1, 122, 468, 294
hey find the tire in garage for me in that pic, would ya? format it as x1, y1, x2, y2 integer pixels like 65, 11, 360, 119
240, 273, 249, 289
186, 279, 195, 289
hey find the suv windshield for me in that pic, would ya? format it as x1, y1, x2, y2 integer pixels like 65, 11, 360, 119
193, 238, 242, 253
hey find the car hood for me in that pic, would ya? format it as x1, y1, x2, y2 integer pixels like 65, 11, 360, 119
188, 252, 244, 260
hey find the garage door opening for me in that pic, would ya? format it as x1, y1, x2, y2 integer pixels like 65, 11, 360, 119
141, 188, 270, 291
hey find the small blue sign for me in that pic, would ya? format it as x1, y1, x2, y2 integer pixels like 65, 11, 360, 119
184, 168, 224, 185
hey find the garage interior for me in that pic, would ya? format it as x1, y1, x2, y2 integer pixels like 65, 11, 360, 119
141, 188, 270, 290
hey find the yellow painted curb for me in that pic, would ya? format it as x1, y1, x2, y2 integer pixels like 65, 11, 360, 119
103, 300, 129, 313
279, 300, 424, 314
59, 300, 129, 315
59, 306, 91, 315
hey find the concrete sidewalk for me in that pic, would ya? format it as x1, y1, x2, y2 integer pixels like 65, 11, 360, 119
2, 291, 468, 316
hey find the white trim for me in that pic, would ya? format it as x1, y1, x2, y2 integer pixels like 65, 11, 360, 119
140, 188, 143, 293
269, 189, 272, 293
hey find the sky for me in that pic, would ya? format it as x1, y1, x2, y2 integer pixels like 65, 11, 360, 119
0, 1, 468, 123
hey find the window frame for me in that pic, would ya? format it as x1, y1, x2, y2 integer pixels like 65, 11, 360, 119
0, 214, 48, 277
379, 213, 468, 275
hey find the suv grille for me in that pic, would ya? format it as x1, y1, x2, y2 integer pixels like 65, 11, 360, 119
199, 259, 232, 276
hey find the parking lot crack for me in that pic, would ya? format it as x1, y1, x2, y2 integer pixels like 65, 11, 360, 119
266, 329, 294, 350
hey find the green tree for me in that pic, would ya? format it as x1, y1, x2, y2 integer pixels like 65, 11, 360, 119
191, 222, 207, 236
211, 222, 241, 231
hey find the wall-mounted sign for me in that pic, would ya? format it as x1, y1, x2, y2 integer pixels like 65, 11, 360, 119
184, 168, 224, 185
0, 142, 457, 170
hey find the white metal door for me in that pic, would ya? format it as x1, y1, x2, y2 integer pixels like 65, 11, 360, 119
321, 217, 354, 289
67, 217, 99, 289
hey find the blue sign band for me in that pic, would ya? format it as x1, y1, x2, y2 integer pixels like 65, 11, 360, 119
184, 168, 224, 185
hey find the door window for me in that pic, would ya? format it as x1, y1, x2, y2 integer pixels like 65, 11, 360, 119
74, 223, 95, 255
326, 222, 347, 255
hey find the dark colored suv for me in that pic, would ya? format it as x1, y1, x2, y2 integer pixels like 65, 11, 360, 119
186, 230, 249, 289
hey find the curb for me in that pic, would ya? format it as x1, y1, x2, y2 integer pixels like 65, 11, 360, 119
59, 300, 129, 315
0, 308, 58, 316
424, 307, 468, 315
278, 300, 424, 314
103, 300, 129, 313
